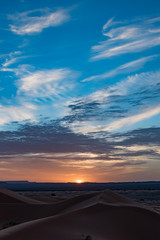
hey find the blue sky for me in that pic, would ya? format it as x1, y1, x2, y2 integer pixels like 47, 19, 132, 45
0, 0, 160, 182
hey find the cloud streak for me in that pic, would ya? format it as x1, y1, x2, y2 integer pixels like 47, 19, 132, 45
66, 70, 160, 134
9, 9, 70, 35
0, 64, 78, 126
17, 68, 76, 98
82, 55, 157, 82
2, 65, 77, 99
1, 51, 25, 67
84, 104, 160, 133
91, 17, 160, 60
0, 104, 36, 126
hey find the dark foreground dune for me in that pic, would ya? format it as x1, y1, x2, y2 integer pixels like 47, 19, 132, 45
0, 188, 160, 240
0, 188, 44, 204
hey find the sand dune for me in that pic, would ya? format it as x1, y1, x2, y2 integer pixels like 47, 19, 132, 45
57, 189, 136, 215
24, 193, 62, 203
0, 188, 43, 204
0, 189, 160, 240
0, 202, 160, 240
0, 190, 105, 228
0, 189, 135, 229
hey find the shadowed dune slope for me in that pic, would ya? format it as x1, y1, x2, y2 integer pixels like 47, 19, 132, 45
0, 189, 137, 229
0, 188, 43, 204
58, 189, 136, 214
24, 194, 62, 203
0, 191, 101, 228
0, 202, 160, 240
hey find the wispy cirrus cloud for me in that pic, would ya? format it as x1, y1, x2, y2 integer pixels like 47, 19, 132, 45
0, 64, 78, 126
17, 68, 76, 98
65, 70, 160, 134
91, 17, 160, 60
112, 127, 160, 146
82, 55, 157, 82
116, 144, 160, 155
9, 8, 70, 35
88, 70, 160, 104
1, 51, 26, 67
82, 104, 160, 133
0, 104, 36, 126
2, 65, 77, 99
104, 105, 160, 131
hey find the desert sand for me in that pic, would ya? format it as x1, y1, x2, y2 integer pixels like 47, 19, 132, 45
0, 188, 159, 240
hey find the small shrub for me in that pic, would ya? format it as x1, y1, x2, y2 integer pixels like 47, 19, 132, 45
85, 235, 92, 240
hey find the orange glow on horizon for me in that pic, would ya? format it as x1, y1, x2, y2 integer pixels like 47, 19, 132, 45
75, 179, 84, 184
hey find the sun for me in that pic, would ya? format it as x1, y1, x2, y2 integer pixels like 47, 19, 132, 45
75, 179, 83, 184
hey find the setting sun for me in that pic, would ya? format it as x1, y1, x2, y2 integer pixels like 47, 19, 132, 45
76, 179, 83, 184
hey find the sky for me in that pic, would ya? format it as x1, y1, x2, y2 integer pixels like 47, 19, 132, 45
0, 0, 160, 182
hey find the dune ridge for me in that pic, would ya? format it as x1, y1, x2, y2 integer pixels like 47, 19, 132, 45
0, 188, 44, 204
0, 188, 159, 240
0, 189, 137, 229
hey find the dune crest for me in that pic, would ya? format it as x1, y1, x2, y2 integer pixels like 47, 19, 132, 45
0, 188, 44, 204
0, 188, 160, 240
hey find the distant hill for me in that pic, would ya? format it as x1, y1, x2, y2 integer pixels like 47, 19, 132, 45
0, 181, 160, 191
